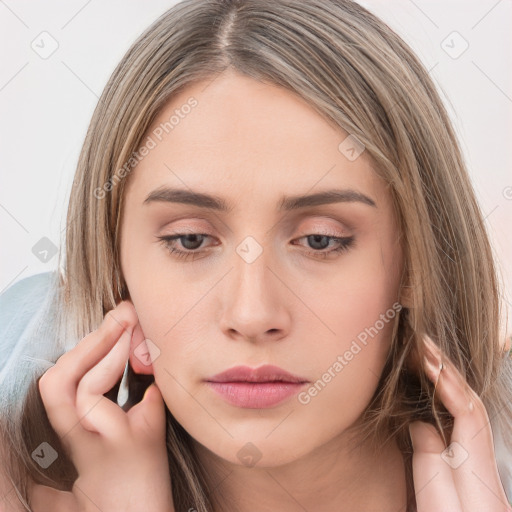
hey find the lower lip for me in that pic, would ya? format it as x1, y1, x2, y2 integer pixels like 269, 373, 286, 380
206, 381, 307, 408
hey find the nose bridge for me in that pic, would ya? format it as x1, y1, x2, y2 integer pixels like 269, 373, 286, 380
232, 233, 275, 305
219, 232, 289, 339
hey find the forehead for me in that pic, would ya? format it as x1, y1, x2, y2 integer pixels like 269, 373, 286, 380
124, 71, 387, 211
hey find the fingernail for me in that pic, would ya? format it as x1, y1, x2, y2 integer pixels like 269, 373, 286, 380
422, 335, 443, 368
143, 383, 154, 401
423, 355, 442, 383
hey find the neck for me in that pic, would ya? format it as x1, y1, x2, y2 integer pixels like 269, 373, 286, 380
192, 430, 408, 512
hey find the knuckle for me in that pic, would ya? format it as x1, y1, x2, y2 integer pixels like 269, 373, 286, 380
38, 364, 55, 386
105, 302, 137, 330
461, 392, 488, 422
38, 367, 57, 401
54, 351, 70, 366
55, 343, 82, 366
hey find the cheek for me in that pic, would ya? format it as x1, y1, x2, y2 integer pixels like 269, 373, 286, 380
328, 278, 398, 353
294, 255, 400, 409
121, 232, 185, 337
298, 243, 400, 346
295, 279, 400, 424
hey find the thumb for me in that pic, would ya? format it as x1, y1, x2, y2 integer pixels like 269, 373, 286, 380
128, 382, 166, 439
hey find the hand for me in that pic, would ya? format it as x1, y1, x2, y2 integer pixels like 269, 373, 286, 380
29, 300, 174, 512
409, 334, 512, 512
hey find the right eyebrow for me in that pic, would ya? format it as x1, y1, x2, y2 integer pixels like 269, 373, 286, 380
143, 186, 232, 211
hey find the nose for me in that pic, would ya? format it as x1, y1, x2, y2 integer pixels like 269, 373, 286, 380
218, 240, 292, 344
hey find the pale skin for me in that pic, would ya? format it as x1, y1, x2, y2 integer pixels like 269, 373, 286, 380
23, 71, 510, 511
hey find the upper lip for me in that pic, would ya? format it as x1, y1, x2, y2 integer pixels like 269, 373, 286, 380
206, 364, 309, 384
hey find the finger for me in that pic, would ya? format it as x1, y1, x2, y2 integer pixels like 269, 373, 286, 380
409, 420, 462, 512
127, 383, 167, 441
30, 483, 77, 512
75, 327, 132, 438
37, 301, 137, 442
46, 300, 138, 399
422, 335, 511, 511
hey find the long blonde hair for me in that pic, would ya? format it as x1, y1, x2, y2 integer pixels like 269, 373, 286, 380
2, 0, 511, 510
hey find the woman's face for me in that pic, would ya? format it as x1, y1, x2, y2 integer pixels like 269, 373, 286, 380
120, 70, 403, 467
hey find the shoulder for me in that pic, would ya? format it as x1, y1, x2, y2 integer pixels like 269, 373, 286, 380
0, 271, 56, 311
0, 271, 57, 373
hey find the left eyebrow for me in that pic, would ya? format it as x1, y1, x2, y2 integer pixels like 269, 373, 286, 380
278, 189, 376, 210
142, 186, 377, 211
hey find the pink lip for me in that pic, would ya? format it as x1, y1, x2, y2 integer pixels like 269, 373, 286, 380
206, 364, 308, 384
205, 365, 309, 409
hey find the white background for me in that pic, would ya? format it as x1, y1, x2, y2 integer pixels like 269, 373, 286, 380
1, 0, 511, 331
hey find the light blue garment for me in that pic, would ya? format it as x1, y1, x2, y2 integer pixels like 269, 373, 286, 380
0, 271, 59, 413
0, 272, 55, 368
1, 272, 512, 502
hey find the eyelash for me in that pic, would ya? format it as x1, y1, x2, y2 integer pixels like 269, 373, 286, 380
156, 231, 355, 261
